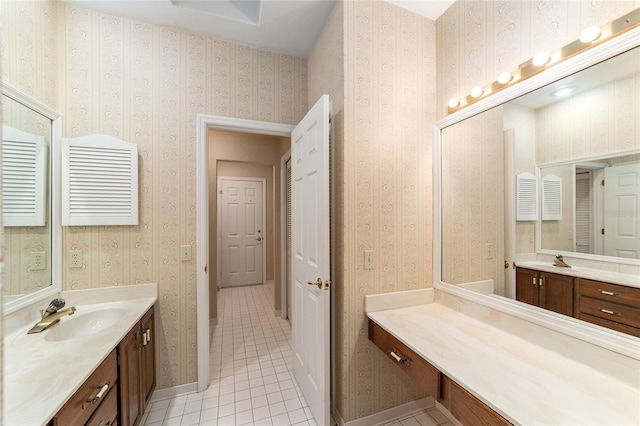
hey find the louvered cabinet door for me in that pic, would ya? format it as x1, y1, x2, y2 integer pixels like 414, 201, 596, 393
62, 134, 138, 226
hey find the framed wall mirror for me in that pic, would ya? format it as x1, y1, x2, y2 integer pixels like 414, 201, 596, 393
2, 82, 62, 314
434, 23, 640, 356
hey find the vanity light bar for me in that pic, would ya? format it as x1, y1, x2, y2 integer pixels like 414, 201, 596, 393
447, 8, 640, 114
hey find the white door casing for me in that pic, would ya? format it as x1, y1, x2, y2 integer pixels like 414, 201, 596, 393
503, 129, 516, 299
604, 163, 640, 259
219, 178, 265, 287
291, 95, 331, 426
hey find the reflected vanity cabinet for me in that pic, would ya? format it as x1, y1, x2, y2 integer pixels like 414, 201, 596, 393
119, 306, 156, 426
515, 268, 574, 317
576, 278, 640, 337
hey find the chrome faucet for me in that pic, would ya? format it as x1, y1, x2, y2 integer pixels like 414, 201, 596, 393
553, 254, 571, 268
27, 298, 76, 334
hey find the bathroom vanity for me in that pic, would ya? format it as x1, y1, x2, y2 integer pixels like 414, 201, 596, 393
515, 262, 640, 337
4, 284, 157, 426
365, 289, 640, 425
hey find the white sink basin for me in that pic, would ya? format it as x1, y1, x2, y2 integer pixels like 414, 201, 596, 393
44, 308, 126, 342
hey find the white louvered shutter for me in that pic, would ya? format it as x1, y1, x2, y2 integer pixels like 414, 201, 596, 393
2, 125, 48, 227
62, 134, 138, 226
516, 172, 537, 221
542, 174, 562, 221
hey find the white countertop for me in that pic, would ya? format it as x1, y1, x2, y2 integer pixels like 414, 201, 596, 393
516, 261, 640, 289
367, 298, 640, 425
4, 284, 157, 426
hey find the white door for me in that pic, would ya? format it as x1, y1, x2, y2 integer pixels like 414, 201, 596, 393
291, 95, 331, 426
220, 178, 265, 287
604, 163, 640, 259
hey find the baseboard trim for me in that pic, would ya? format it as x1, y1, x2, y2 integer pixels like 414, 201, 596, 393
149, 382, 199, 402
274, 309, 281, 317
333, 397, 436, 426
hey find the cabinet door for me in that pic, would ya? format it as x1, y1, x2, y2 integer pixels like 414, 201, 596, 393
140, 307, 156, 409
119, 326, 142, 426
515, 268, 539, 307
540, 272, 574, 316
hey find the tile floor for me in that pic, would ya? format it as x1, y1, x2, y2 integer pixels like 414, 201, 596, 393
143, 284, 454, 426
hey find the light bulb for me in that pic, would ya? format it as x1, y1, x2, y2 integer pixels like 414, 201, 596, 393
580, 25, 601, 43
532, 51, 550, 66
497, 72, 512, 84
470, 86, 484, 98
551, 87, 576, 98
448, 98, 460, 109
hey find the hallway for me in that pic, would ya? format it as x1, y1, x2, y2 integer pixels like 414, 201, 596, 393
143, 284, 316, 426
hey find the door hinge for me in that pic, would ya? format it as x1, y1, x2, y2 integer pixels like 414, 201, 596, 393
601, 228, 605, 235
601, 179, 605, 186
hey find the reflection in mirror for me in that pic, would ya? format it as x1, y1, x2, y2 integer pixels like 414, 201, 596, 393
1, 94, 52, 299
540, 153, 640, 258
441, 45, 640, 301
1, 91, 55, 305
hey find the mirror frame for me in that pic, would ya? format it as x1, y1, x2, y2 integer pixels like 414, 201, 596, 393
433, 25, 640, 360
2, 81, 62, 314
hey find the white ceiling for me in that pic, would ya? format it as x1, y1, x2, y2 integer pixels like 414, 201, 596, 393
64, 0, 456, 58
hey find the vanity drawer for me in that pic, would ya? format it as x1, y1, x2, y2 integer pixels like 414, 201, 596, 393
578, 296, 640, 329
86, 385, 118, 426
53, 350, 118, 426
578, 279, 640, 308
368, 319, 440, 397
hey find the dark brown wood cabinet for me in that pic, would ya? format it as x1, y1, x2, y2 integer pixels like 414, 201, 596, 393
52, 350, 118, 426
516, 267, 640, 337
119, 306, 156, 426
576, 278, 640, 337
368, 318, 513, 426
440, 375, 511, 426
515, 268, 573, 316
368, 320, 440, 397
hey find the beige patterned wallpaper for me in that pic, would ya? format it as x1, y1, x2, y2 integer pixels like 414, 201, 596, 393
442, 106, 505, 295
536, 72, 640, 164
319, 0, 437, 421
2, 0, 307, 389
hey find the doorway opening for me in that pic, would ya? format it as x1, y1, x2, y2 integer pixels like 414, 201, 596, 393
196, 115, 294, 391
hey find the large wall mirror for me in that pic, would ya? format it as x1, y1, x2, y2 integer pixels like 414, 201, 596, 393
2, 82, 62, 314
435, 24, 640, 354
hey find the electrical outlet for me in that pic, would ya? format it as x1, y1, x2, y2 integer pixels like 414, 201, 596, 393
180, 245, 192, 261
364, 250, 374, 270
30, 252, 46, 270
69, 250, 83, 268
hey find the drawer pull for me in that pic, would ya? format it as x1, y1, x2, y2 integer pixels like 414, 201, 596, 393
83, 382, 110, 408
388, 348, 410, 365
599, 289, 619, 297
599, 308, 620, 316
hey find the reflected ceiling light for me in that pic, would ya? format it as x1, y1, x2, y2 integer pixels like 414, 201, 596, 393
497, 72, 513, 84
580, 25, 601, 43
551, 87, 577, 98
532, 51, 550, 66
448, 98, 461, 108
470, 86, 484, 98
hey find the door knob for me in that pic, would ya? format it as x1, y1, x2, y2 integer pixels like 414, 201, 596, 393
504, 260, 510, 269
307, 278, 322, 289
256, 237, 262, 241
